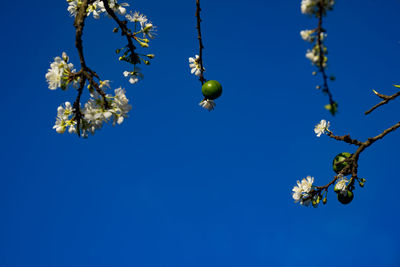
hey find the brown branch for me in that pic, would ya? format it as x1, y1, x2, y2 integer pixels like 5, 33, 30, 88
74, 0, 92, 69
73, 76, 87, 137
326, 132, 363, 146
316, 175, 338, 191
195, 0, 206, 84
365, 90, 400, 115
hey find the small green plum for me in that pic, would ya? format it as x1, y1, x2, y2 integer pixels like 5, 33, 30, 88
201, 80, 222, 100
337, 190, 354, 205
332, 152, 352, 175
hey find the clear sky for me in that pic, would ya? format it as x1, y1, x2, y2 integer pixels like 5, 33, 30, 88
1, 0, 400, 266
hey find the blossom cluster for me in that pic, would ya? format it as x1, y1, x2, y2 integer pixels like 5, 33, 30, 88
301, 0, 334, 16
67, 0, 128, 18
53, 88, 132, 137
45, 52, 77, 90
46, 52, 132, 137
292, 176, 316, 206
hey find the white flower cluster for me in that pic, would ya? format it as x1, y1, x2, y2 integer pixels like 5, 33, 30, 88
314, 119, 330, 137
292, 176, 315, 206
189, 55, 204, 77
67, 0, 128, 18
199, 99, 216, 111
45, 52, 76, 90
53, 87, 132, 137
301, 0, 335, 15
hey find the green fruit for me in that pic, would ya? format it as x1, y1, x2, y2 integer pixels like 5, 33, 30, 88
337, 190, 354, 205
201, 80, 222, 100
332, 152, 352, 175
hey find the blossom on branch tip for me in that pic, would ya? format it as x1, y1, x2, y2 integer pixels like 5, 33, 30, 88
292, 176, 315, 206
301, 0, 335, 15
199, 99, 216, 111
314, 119, 330, 137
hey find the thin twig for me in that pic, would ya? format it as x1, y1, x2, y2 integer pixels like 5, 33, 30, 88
365, 90, 400, 115
195, 0, 206, 84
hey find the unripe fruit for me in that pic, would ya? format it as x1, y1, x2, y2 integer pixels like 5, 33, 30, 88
337, 190, 354, 205
332, 152, 352, 175
202, 80, 222, 100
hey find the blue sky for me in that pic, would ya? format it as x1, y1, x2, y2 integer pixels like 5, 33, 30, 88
1, 0, 400, 266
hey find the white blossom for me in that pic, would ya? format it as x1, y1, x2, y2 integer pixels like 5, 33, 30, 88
53, 102, 76, 134
334, 175, 349, 195
314, 119, 330, 137
301, 0, 335, 15
189, 55, 203, 77
67, 0, 79, 17
66, 0, 129, 19
45, 67, 63, 90
45, 52, 75, 90
292, 176, 315, 206
123, 71, 140, 84
126, 11, 147, 25
142, 23, 156, 39
99, 80, 111, 89
199, 99, 216, 111
300, 30, 315, 42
